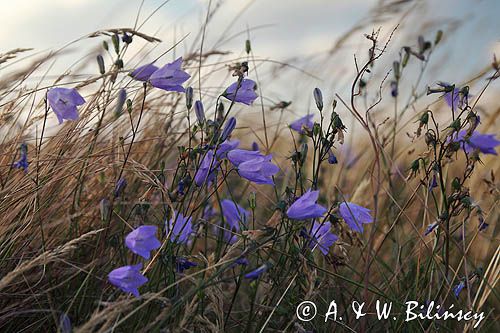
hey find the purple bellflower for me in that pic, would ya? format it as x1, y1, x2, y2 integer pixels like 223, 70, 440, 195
108, 264, 148, 297
220, 199, 249, 244
338, 202, 373, 233
166, 212, 193, 244
47, 87, 85, 124
59, 313, 72, 333
237, 155, 279, 185
125, 225, 161, 259
220, 117, 237, 142
227, 149, 264, 166
453, 130, 500, 155
149, 57, 190, 92
424, 222, 439, 236
130, 63, 158, 81
290, 114, 314, 133
327, 150, 338, 164
223, 79, 258, 105
12, 143, 29, 173
453, 281, 465, 298
287, 190, 327, 220
444, 87, 462, 113
194, 150, 217, 187
309, 221, 338, 255
244, 263, 269, 280
217, 139, 240, 158
176, 257, 197, 273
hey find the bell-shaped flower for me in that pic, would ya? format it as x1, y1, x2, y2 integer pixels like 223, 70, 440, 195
194, 150, 217, 186
309, 221, 338, 255
149, 57, 190, 92
237, 155, 279, 185
108, 264, 148, 297
166, 212, 193, 244
286, 190, 327, 220
220, 199, 249, 243
223, 79, 258, 105
290, 114, 314, 133
125, 225, 161, 259
47, 87, 85, 124
130, 63, 158, 81
339, 202, 373, 233
453, 130, 499, 155
227, 149, 264, 166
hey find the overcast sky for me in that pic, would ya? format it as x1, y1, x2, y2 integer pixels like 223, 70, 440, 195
1, 0, 499, 117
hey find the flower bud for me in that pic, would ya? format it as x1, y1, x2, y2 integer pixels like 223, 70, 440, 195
102, 41, 109, 51
97, 55, 105, 74
248, 192, 256, 209
111, 33, 120, 55
452, 177, 461, 192
194, 100, 205, 125
185, 87, 193, 110
245, 39, 251, 54
115, 88, 127, 119
313, 88, 323, 111
126, 99, 133, 114
220, 117, 236, 142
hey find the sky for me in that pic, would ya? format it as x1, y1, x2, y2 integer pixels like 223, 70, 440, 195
1, 0, 499, 120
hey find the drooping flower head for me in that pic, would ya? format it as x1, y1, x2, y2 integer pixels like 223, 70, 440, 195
338, 202, 373, 233
237, 155, 279, 185
176, 257, 197, 273
220, 199, 249, 243
125, 225, 161, 259
223, 79, 258, 105
287, 190, 327, 220
47, 87, 85, 124
194, 150, 217, 187
453, 130, 500, 155
308, 221, 338, 255
244, 263, 269, 280
166, 211, 193, 244
108, 264, 148, 297
12, 143, 29, 173
290, 114, 314, 134
130, 63, 159, 81
149, 57, 190, 92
